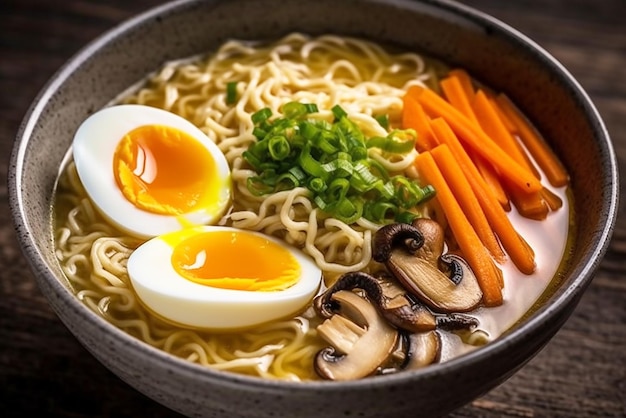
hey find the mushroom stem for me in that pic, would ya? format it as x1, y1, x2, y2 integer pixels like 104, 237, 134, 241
404, 331, 441, 370
315, 290, 399, 381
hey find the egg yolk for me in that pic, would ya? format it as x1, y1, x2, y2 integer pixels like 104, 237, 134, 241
169, 230, 302, 291
113, 124, 220, 215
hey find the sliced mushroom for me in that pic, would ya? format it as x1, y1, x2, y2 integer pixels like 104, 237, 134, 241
314, 271, 436, 333
314, 290, 399, 381
403, 331, 441, 370
379, 330, 441, 373
387, 250, 483, 313
377, 274, 438, 332
373, 218, 483, 313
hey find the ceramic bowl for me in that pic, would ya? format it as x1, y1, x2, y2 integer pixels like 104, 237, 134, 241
8, 0, 618, 417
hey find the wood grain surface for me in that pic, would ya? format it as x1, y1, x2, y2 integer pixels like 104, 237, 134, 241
1, 0, 624, 416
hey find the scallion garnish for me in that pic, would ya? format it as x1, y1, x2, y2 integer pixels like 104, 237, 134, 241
375, 114, 389, 130
331, 104, 348, 120
242, 101, 434, 224
226, 81, 238, 105
367, 130, 416, 154
251, 108, 272, 124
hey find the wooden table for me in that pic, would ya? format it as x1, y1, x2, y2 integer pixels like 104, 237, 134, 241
1, 0, 624, 416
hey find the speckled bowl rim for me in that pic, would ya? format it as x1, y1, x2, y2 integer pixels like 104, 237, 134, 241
9, 0, 618, 396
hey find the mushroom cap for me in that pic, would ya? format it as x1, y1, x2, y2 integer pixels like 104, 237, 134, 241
372, 222, 425, 263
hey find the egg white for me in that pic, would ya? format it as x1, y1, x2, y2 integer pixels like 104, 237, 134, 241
72, 104, 232, 239
127, 226, 323, 330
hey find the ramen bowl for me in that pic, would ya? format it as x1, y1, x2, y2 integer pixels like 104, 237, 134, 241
8, 0, 617, 417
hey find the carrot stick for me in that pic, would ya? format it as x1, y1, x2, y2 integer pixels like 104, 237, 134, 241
431, 144, 506, 263
473, 90, 537, 175
472, 89, 549, 220
540, 187, 563, 211
488, 95, 518, 135
440, 73, 479, 126
448, 69, 476, 101
439, 85, 512, 210
473, 152, 511, 210
507, 183, 549, 220
402, 95, 438, 151
474, 90, 563, 217
437, 86, 513, 210
414, 150, 504, 307
406, 85, 542, 194
439, 86, 514, 209
429, 117, 536, 275
495, 93, 569, 187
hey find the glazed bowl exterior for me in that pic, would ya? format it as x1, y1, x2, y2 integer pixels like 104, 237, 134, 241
8, 0, 617, 417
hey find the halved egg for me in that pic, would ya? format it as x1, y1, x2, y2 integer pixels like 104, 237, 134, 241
72, 104, 232, 238
127, 226, 323, 330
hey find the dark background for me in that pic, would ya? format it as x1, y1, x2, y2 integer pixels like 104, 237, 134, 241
1, 0, 624, 416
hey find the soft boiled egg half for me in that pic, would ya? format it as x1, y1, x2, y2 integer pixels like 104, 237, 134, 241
127, 226, 323, 330
72, 104, 232, 238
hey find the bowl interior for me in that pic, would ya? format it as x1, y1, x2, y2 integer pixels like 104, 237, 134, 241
9, 0, 618, 417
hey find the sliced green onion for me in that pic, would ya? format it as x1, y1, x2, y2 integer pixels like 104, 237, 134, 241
375, 180, 395, 200
362, 158, 390, 182
282, 102, 308, 119
268, 135, 290, 160
251, 108, 272, 124
334, 197, 363, 224
300, 121, 320, 141
226, 81, 238, 105
304, 103, 319, 113
322, 158, 353, 178
246, 176, 275, 196
287, 166, 306, 183
242, 101, 434, 224
393, 177, 435, 207
317, 130, 340, 154
327, 178, 351, 201
309, 177, 327, 193
395, 211, 420, 224
252, 127, 267, 140
367, 130, 416, 154
421, 184, 436, 201
298, 143, 329, 181
332, 104, 347, 120
365, 201, 398, 223
351, 162, 379, 190
335, 117, 366, 155
375, 114, 389, 130
275, 172, 302, 190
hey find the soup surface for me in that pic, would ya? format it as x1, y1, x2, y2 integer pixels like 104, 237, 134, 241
53, 33, 571, 381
